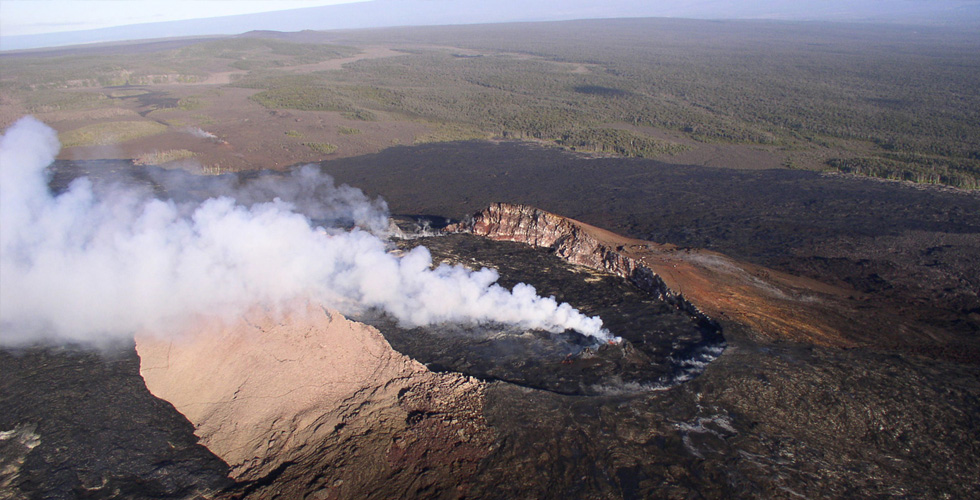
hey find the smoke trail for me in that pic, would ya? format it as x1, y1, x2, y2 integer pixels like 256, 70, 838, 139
184, 127, 221, 142
0, 117, 614, 346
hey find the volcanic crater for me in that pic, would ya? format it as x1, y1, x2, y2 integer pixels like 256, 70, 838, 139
367, 225, 726, 395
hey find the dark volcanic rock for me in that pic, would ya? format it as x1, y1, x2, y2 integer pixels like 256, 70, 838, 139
0, 345, 232, 499
473, 340, 980, 499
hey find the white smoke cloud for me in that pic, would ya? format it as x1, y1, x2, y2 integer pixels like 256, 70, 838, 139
0, 116, 614, 346
184, 127, 221, 142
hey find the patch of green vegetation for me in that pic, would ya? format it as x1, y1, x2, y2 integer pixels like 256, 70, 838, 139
177, 38, 359, 66
343, 85, 403, 108
248, 76, 357, 112
200, 163, 225, 175
177, 96, 206, 111
305, 142, 338, 154
828, 155, 980, 190
4, 20, 978, 188
107, 89, 149, 98
23, 90, 106, 113
556, 128, 691, 158
133, 149, 195, 166
60, 121, 168, 147
338, 126, 361, 135
341, 109, 378, 121
242, 73, 403, 114
251, 87, 353, 111
325, 20, 980, 188
284, 130, 304, 137
192, 114, 216, 125
415, 122, 491, 144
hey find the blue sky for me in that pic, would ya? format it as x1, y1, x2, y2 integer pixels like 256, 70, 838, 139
0, 0, 366, 36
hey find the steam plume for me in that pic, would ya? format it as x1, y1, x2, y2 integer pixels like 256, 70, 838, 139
0, 117, 614, 346
184, 127, 220, 142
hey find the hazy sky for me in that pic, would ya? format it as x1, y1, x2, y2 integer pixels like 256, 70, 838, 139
2, 1, 978, 50
0, 0, 367, 36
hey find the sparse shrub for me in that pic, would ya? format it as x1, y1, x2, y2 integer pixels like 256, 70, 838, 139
415, 122, 491, 144
200, 163, 224, 175
250, 86, 354, 112
25, 91, 105, 113
133, 149, 195, 166
305, 142, 338, 154
177, 96, 205, 111
828, 156, 980, 190
557, 128, 691, 158
342, 110, 378, 121
60, 121, 168, 147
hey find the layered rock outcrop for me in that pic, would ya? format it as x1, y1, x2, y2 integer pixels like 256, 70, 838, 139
448, 202, 710, 324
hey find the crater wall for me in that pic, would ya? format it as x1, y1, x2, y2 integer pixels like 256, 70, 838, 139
448, 202, 716, 327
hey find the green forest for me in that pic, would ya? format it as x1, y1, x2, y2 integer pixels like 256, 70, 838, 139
3, 19, 979, 188
237, 20, 980, 188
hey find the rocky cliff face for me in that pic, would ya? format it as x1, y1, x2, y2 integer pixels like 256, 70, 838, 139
448, 203, 707, 321
448, 203, 740, 340
454, 203, 638, 274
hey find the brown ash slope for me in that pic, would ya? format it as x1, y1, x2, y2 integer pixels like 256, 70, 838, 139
135, 304, 494, 499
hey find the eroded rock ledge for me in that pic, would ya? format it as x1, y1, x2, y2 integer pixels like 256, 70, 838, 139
447, 202, 715, 328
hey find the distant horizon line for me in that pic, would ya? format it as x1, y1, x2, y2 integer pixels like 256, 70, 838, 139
3, 6, 979, 53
